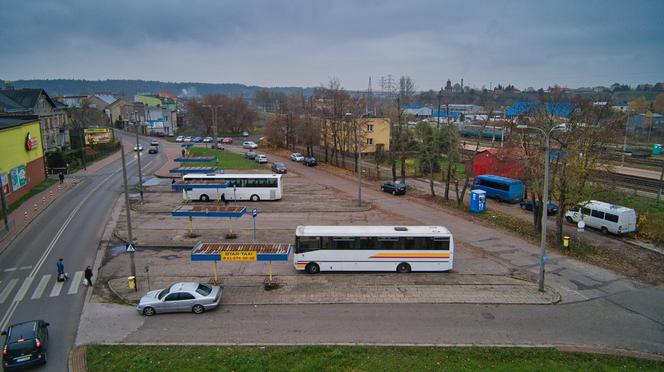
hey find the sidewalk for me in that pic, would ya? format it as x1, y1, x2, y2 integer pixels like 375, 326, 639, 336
154, 139, 182, 178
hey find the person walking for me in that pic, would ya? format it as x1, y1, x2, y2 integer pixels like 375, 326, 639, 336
221, 193, 228, 206
181, 148, 186, 158
58, 171, 64, 184
56, 258, 68, 281
84, 266, 93, 286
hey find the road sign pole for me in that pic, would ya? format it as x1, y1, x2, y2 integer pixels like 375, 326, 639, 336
252, 208, 257, 241
120, 135, 138, 290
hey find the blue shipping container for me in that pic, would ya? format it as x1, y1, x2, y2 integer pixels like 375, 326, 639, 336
472, 174, 524, 204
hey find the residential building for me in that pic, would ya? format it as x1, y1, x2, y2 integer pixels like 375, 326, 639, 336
0, 88, 69, 151
0, 115, 46, 205
322, 117, 390, 155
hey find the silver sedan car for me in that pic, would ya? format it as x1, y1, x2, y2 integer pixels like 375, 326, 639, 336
136, 282, 222, 316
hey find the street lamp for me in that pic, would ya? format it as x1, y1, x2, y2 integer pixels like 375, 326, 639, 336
133, 111, 144, 202
202, 104, 222, 149
346, 112, 362, 207
516, 123, 567, 292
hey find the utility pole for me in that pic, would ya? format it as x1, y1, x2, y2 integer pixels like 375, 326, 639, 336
134, 111, 144, 202
357, 116, 362, 207
120, 133, 137, 290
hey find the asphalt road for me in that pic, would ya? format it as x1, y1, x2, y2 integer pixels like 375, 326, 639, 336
0, 133, 165, 371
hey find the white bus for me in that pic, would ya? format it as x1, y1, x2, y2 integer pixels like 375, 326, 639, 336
294, 225, 454, 274
182, 173, 283, 202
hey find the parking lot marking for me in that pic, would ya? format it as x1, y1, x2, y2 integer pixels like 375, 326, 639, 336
0, 278, 18, 304
3, 268, 17, 272
50, 280, 63, 297
32, 275, 51, 300
67, 271, 83, 295
14, 276, 34, 302
19, 266, 33, 271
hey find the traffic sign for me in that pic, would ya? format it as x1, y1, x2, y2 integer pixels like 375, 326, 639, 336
125, 243, 136, 252
252, 208, 258, 218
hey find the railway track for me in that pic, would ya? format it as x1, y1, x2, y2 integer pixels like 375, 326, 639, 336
591, 170, 663, 194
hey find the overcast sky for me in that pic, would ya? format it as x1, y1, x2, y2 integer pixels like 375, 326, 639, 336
1, 0, 663, 91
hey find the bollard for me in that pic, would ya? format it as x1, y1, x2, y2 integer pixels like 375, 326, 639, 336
24, 211, 28, 220
33, 203, 38, 211
49, 190, 53, 198
58, 185, 62, 191
563, 236, 570, 248
128, 276, 136, 289
42, 197, 46, 205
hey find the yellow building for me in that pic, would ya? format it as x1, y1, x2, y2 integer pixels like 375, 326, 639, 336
322, 117, 391, 154
0, 116, 46, 205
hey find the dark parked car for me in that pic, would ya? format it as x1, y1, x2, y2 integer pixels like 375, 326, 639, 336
271, 162, 287, 174
2, 320, 50, 370
303, 157, 317, 166
519, 200, 559, 216
192, 137, 203, 143
244, 150, 257, 160
381, 180, 406, 195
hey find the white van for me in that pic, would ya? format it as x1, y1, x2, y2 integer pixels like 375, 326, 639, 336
564, 200, 637, 236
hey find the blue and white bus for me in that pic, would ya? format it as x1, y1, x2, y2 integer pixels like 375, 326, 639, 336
472, 174, 524, 203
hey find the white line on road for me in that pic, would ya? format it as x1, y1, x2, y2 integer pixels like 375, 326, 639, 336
3, 268, 16, 272
19, 266, 32, 270
50, 280, 64, 297
67, 271, 83, 295
31, 275, 51, 299
0, 278, 18, 304
13, 276, 34, 302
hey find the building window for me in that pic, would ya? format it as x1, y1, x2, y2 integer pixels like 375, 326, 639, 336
367, 124, 374, 132
366, 138, 373, 145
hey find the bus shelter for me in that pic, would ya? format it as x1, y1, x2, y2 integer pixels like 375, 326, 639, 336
171, 205, 246, 236
169, 166, 218, 175
191, 242, 291, 283
174, 156, 216, 163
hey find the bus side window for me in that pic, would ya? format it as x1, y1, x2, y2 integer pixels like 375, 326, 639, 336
581, 207, 591, 215
358, 237, 373, 249
296, 237, 320, 253
332, 237, 356, 250
432, 237, 450, 250
377, 238, 399, 250
605, 213, 619, 223
591, 210, 605, 219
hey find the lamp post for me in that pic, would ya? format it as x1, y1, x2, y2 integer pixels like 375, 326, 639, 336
516, 123, 567, 292
119, 132, 137, 290
134, 111, 144, 202
202, 104, 222, 149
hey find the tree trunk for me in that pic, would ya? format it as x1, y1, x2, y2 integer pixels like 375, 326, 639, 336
444, 159, 452, 200
428, 158, 436, 196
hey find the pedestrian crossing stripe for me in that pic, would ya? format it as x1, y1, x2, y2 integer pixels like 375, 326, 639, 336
0, 271, 85, 304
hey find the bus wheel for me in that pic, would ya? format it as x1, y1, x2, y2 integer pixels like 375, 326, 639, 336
250, 194, 260, 201
601, 227, 608, 235
565, 216, 573, 223
396, 263, 411, 273
305, 262, 320, 274
200, 194, 210, 202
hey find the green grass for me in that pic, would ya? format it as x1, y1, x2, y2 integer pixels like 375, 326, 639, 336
86, 345, 663, 372
471, 208, 540, 240
189, 147, 264, 170
592, 189, 664, 245
0, 178, 57, 219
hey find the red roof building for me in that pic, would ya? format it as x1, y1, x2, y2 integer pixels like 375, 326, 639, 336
472, 147, 524, 179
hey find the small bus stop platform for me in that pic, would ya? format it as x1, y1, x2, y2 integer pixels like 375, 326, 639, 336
171, 205, 246, 218
169, 166, 218, 174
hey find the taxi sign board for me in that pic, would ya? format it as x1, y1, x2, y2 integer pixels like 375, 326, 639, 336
221, 251, 257, 261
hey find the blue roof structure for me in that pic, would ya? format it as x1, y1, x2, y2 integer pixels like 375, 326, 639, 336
431, 110, 461, 119
174, 156, 215, 162
505, 101, 572, 117
169, 166, 218, 174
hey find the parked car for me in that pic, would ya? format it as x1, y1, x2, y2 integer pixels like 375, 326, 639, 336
242, 131, 249, 137
303, 157, 317, 166
175, 136, 184, 142
271, 161, 287, 174
133, 144, 143, 151
290, 152, 305, 162
215, 143, 224, 151
136, 282, 222, 316
2, 320, 50, 370
203, 137, 213, 143
244, 150, 257, 160
150, 139, 159, 146
222, 137, 233, 144
242, 141, 258, 149
255, 154, 268, 164
148, 144, 159, 154
381, 180, 406, 195
184, 136, 192, 142
519, 200, 559, 216
192, 137, 203, 143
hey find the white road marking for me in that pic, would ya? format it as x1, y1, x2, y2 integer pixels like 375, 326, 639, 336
67, 271, 84, 295
50, 280, 64, 297
31, 275, 51, 299
14, 276, 34, 302
19, 266, 32, 270
3, 268, 17, 272
0, 278, 19, 304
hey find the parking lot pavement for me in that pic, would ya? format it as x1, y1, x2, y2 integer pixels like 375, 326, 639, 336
108, 273, 559, 306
